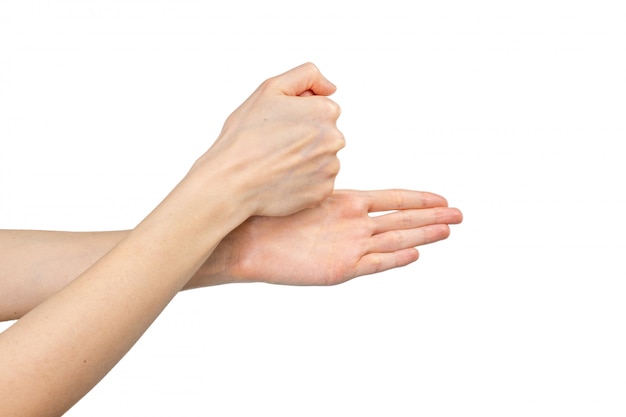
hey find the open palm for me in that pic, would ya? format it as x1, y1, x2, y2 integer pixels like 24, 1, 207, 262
191, 189, 462, 287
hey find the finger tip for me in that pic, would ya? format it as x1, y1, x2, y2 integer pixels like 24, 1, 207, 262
424, 192, 448, 207
403, 247, 420, 265
451, 207, 464, 223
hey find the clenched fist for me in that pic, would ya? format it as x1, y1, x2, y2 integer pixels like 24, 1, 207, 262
194, 62, 345, 217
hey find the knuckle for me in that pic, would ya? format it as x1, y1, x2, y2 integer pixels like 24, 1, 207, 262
334, 130, 346, 150
327, 100, 342, 119
391, 230, 405, 246
433, 207, 449, 223
327, 157, 341, 176
391, 190, 406, 209
255, 78, 274, 96
315, 97, 341, 119
399, 211, 414, 227
322, 129, 345, 152
302, 61, 320, 76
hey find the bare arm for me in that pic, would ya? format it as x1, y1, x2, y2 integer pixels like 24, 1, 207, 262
0, 230, 126, 321
0, 189, 463, 322
0, 173, 248, 416
0, 62, 342, 417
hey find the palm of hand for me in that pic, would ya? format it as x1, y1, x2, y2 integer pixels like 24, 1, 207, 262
212, 189, 462, 286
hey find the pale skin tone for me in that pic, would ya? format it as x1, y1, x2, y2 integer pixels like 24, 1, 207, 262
0, 189, 462, 320
0, 63, 462, 416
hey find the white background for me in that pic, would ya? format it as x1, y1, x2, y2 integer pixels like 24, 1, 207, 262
1, 1, 625, 416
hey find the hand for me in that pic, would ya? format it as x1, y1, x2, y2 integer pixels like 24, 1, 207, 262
188, 189, 463, 288
193, 62, 344, 217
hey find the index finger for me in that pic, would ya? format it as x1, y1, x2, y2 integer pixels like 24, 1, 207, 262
365, 189, 450, 212
268, 62, 337, 97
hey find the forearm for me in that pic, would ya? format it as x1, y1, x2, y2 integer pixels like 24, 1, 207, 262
0, 230, 126, 321
0, 63, 343, 416
0, 228, 227, 322
0, 173, 249, 416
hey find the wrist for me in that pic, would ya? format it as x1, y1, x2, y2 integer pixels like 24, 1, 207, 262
190, 146, 260, 221
131, 163, 251, 275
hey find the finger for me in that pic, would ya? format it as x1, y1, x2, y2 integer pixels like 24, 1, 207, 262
352, 248, 420, 278
372, 207, 463, 234
368, 224, 452, 253
270, 62, 337, 97
365, 189, 450, 213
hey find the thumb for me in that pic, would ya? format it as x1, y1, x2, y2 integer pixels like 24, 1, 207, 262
271, 62, 337, 97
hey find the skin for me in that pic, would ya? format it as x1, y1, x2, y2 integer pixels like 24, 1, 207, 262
198, 189, 463, 287
0, 62, 342, 417
0, 189, 462, 320
0, 63, 463, 416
